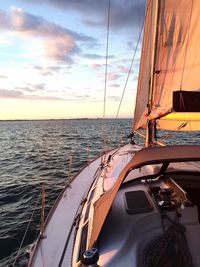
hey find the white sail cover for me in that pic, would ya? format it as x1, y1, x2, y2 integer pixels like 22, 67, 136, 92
133, 0, 200, 131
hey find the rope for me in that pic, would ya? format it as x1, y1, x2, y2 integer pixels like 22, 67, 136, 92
142, 193, 194, 267
12, 192, 41, 267
158, 122, 189, 145
142, 223, 194, 267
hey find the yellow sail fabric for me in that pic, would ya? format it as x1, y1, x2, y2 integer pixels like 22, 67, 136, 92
157, 112, 200, 131
133, 0, 200, 131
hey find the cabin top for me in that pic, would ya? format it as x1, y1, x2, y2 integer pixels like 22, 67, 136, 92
130, 145, 200, 170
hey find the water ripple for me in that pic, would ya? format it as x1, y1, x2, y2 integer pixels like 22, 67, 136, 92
0, 119, 199, 266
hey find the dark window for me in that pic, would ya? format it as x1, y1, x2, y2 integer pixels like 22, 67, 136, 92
88, 188, 95, 202
78, 222, 88, 261
84, 203, 91, 222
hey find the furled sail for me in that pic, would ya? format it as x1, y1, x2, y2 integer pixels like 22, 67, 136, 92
133, 0, 200, 131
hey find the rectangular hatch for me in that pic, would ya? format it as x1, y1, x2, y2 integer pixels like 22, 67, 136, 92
125, 190, 153, 214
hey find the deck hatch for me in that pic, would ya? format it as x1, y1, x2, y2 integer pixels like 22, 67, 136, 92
125, 190, 153, 214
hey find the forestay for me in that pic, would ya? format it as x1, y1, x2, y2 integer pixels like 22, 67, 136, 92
133, 0, 200, 131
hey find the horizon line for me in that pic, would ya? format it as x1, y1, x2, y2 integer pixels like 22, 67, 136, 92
0, 117, 133, 122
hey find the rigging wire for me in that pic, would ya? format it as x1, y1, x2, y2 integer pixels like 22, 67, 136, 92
115, 0, 152, 119
157, 122, 190, 145
101, 0, 111, 163
103, 0, 111, 118
115, 22, 144, 119
12, 192, 41, 267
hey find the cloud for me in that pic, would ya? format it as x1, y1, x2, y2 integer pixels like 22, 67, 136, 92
108, 0, 145, 30
0, 89, 24, 98
15, 86, 35, 93
0, 7, 97, 63
107, 95, 120, 102
0, 75, 7, 79
118, 66, 129, 73
127, 40, 137, 49
20, 0, 146, 30
0, 88, 66, 100
83, 53, 115, 60
82, 19, 104, 28
83, 53, 105, 60
107, 73, 120, 81
15, 83, 46, 92
89, 63, 103, 69
0, 88, 101, 102
0, 35, 14, 46
110, 83, 120, 88
32, 65, 71, 76
30, 95, 66, 101
71, 94, 91, 102
40, 38, 78, 63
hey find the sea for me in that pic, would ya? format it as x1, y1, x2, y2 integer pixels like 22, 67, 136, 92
0, 118, 200, 266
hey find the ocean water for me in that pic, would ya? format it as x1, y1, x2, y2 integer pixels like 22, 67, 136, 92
0, 119, 200, 266
0, 119, 132, 266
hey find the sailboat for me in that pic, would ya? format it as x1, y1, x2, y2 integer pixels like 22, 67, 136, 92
28, 0, 200, 266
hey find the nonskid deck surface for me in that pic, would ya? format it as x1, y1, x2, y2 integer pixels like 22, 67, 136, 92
98, 178, 200, 267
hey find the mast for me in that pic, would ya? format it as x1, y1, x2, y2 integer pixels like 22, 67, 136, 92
145, 0, 160, 147
134, 0, 200, 135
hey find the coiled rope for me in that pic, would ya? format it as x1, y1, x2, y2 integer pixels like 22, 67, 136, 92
142, 223, 194, 267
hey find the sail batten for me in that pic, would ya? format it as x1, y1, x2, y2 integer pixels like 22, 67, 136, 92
133, 0, 200, 132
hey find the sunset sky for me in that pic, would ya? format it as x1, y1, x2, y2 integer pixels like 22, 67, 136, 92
0, 0, 145, 120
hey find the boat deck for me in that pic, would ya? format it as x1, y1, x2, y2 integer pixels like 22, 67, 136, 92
98, 178, 200, 267
29, 144, 139, 267
29, 156, 103, 267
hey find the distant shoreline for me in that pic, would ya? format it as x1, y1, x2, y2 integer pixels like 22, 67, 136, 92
0, 118, 132, 122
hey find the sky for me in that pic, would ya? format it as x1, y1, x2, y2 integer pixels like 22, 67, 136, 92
0, 0, 145, 120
